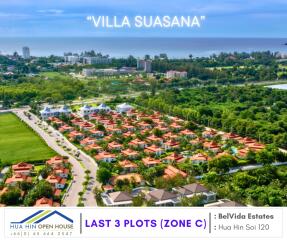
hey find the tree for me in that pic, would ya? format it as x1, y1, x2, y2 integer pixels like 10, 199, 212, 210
132, 195, 144, 206
23, 180, 53, 206
153, 128, 163, 138
233, 172, 256, 189
255, 150, 273, 165
0, 188, 21, 205
40, 166, 52, 179
180, 195, 204, 206
93, 187, 104, 206
208, 156, 235, 174
96, 168, 112, 184
202, 171, 219, 186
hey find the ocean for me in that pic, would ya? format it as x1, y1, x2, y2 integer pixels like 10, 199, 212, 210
0, 37, 287, 58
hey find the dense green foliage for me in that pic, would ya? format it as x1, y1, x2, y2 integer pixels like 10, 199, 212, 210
202, 165, 287, 206
23, 180, 54, 206
135, 85, 287, 148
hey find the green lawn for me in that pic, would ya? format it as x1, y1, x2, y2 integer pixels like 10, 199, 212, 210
0, 113, 55, 165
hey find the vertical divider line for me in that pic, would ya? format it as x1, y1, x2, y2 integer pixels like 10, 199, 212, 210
80, 213, 83, 234
209, 212, 211, 234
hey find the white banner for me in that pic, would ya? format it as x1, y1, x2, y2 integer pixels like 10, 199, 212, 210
0, 207, 285, 240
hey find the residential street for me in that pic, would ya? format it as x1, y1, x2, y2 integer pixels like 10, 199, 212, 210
12, 109, 99, 206
46, 123, 101, 206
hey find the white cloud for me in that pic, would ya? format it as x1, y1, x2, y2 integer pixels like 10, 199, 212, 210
37, 9, 64, 15
0, 12, 29, 18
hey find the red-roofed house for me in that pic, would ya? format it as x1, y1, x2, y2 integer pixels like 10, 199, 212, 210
121, 149, 139, 159
46, 175, 66, 189
95, 152, 116, 163
89, 129, 105, 138
144, 145, 164, 156
169, 122, 183, 131
222, 132, 240, 141
146, 135, 163, 144
106, 127, 122, 135
108, 141, 123, 151
163, 132, 179, 140
68, 131, 85, 141
236, 148, 250, 159
84, 143, 103, 152
12, 162, 34, 175
239, 137, 256, 145
59, 125, 74, 133
79, 122, 95, 131
111, 173, 144, 186
119, 160, 138, 173
163, 140, 180, 150
129, 139, 147, 149
162, 153, 184, 164
202, 129, 217, 138
191, 153, 211, 164
46, 156, 68, 168
247, 142, 265, 152
142, 157, 161, 167
48, 117, 64, 127
203, 141, 221, 153
180, 129, 196, 138
80, 137, 96, 146
34, 197, 60, 207
137, 122, 152, 130
163, 165, 187, 179
5, 173, 32, 186
53, 167, 70, 179
122, 124, 136, 132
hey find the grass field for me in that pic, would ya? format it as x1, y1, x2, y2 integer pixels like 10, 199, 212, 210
0, 113, 55, 165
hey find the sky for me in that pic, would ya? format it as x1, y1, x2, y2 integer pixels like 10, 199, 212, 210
0, 0, 287, 37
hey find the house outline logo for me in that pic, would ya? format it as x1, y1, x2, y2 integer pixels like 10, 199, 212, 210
11, 210, 73, 224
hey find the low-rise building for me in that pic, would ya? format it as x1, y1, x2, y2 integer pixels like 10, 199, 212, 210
163, 165, 187, 179
146, 189, 179, 206
121, 149, 139, 159
190, 153, 211, 164
12, 162, 34, 175
111, 173, 144, 186
142, 157, 161, 167
5, 173, 32, 186
174, 183, 216, 204
166, 70, 187, 79
34, 197, 60, 207
116, 103, 133, 113
80, 137, 96, 146
144, 145, 164, 156
129, 139, 147, 149
204, 199, 245, 207
162, 153, 184, 164
119, 160, 138, 173
95, 152, 116, 163
101, 191, 133, 207
46, 175, 66, 189
40, 105, 71, 120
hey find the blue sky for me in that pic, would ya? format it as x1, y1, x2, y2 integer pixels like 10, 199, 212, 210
0, 0, 287, 37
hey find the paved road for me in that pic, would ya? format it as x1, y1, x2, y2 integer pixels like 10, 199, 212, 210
13, 109, 86, 206
195, 161, 287, 179
47, 124, 101, 206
